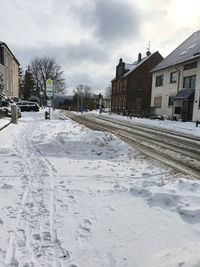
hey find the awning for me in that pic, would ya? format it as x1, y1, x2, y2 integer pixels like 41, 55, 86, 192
174, 88, 195, 100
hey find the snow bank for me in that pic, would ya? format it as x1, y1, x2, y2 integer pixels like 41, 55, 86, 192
0, 110, 200, 267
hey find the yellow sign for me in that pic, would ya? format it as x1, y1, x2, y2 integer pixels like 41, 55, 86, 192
46, 79, 53, 86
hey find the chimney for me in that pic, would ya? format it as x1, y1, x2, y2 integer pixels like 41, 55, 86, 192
146, 51, 151, 56
138, 53, 142, 62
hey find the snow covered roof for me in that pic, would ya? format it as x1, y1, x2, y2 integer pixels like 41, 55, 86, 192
123, 54, 153, 77
112, 52, 157, 81
153, 30, 200, 72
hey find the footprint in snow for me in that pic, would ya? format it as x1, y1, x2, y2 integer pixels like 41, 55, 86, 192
16, 229, 26, 247
32, 233, 41, 241
78, 218, 93, 240
0, 183, 13, 190
59, 248, 70, 261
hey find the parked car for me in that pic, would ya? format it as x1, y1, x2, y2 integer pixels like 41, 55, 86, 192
16, 101, 40, 112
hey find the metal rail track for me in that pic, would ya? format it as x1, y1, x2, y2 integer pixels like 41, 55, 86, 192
64, 112, 200, 179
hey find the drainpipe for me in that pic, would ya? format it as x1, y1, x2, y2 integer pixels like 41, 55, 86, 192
172, 66, 181, 120
175, 66, 181, 93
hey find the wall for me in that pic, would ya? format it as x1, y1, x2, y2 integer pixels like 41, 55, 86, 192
1, 44, 19, 100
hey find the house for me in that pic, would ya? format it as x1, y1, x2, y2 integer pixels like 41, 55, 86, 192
111, 51, 163, 116
151, 30, 200, 121
0, 42, 20, 102
74, 94, 111, 111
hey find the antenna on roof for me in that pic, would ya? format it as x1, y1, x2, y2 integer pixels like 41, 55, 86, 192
146, 41, 151, 56
146, 41, 150, 51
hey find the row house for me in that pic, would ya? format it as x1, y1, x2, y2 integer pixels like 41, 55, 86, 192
151, 30, 200, 121
111, 51, 163, 116
0, 41, 20, 101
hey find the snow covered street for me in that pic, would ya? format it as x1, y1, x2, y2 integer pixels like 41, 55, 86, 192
0, 110, 200, 267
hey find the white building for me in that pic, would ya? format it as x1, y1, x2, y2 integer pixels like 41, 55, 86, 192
151, 31, 200, 121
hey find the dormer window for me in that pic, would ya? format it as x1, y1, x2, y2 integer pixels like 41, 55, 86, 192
183, 61, 197, 70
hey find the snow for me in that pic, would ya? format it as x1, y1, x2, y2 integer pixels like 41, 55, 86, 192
0, 110, 200, 266
90, 110, 200, 137
0, 117, 10, 129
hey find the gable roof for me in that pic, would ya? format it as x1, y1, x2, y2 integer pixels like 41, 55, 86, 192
0, 41, 20, 66
112, 52, 158, 81
153, 30, 200, 72
123, 53, 153, 77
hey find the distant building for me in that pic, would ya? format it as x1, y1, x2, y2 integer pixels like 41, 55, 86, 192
111, 51, 163, 116
151, 30, 200, 121
53, 95, 74, 109
0, 42, 20, 101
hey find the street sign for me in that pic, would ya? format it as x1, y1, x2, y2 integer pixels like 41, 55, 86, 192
47, 100, 52, 107
46, 79, 53, 97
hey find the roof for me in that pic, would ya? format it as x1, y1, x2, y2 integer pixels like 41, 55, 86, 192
112, 52, 157, 81
174, 88, 195, 100
0, 41, 20, 66
152, 31, 200, 72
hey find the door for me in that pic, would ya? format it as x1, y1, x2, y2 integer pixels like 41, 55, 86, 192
182, 101, 193, 121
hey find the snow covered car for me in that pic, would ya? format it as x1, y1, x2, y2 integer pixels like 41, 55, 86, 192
16, 101, 40, 112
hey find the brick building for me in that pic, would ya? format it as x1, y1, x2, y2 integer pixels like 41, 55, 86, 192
111, 51, 163, 116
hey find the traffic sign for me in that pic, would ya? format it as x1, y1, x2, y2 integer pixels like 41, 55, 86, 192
46, 79, 53, 97
47, 100, 52, 107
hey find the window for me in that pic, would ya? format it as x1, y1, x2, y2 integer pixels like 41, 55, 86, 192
0, 47, 4, 65
183, 75, 196, 89
168, 96, 175, 106
123, 97, 126, 109
154, 96, 162, 108
175, 107, 182, 114
183, 61, 197, 70
136, 98, 142, 109
120, 80, 123, 91
124, 80, 127, 90
155, 75, 164, 86
170, 72, 177, 83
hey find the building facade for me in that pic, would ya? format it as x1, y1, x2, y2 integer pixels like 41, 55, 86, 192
0, 42, 20, 101
151, 31, 200, 121
111, 51, 163, 116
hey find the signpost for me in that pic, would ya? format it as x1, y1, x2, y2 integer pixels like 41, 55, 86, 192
46, 79, 54, 98
45, 79, 54, 119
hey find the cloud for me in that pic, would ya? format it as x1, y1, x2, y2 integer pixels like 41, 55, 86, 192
68, 0, 141, 44
13, 39, 110, 68
1, 0, 199, 96
93, 0, 140, 43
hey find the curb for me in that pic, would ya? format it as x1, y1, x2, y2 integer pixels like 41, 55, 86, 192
0, 121, 11, 131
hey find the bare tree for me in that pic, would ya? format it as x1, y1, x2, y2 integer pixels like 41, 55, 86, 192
73, 84, 94, 111
30, 56, 65, 100
104, 83, 112, 98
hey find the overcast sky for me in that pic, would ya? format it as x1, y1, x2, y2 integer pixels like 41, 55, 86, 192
1, 0, 200, 95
